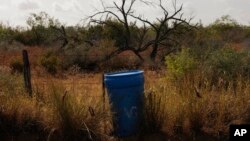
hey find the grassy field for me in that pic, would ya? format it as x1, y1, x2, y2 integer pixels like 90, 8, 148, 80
0, 42, 249, 141
0, 65, 250, 141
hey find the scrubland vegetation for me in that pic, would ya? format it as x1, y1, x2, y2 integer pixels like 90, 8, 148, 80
0, 60, 249, 141
0, 0, 250, 140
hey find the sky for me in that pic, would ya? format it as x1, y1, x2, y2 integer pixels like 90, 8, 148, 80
0, 0, 250, 27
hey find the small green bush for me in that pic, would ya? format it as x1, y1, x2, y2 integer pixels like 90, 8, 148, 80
40, 51, 59, 75
207, 48, 243, 78
10, 58, 23, 74
165, 48, 197, 80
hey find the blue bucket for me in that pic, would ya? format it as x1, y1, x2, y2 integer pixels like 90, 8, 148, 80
104, 70, 144, 137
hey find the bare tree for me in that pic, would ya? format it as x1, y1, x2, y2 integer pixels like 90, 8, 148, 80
132, 0, 194, 61
89, 0, 194, 62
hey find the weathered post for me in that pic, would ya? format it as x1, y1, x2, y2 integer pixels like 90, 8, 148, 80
102, 73, 106, 111
102, 73, 107, 131
22, 50, 32, 97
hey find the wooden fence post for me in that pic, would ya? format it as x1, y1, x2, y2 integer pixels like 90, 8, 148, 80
102, 73, 106, 111
102, 73, 107, 131
22, 50, 32, 97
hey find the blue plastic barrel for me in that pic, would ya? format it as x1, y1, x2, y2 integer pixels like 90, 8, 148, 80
104, 70, 144, 137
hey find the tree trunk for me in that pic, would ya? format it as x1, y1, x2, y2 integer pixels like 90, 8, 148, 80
150, 44, 158, 61
61, 26, 68, 48
134, 51, 144, 62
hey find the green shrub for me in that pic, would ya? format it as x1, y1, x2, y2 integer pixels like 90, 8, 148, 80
40, 51, 59, 75
242, 51, 250, 79
60, 45, 91, 70
10, 58, 23, 74
165, 48, 197, 80
206, 47, 246, 81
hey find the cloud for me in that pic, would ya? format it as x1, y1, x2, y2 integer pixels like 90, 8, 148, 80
53, 3, 64, 12
0, 0, 250, 27
18, 0, 39, 10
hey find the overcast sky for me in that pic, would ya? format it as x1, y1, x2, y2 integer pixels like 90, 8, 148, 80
0, 0, 250, 27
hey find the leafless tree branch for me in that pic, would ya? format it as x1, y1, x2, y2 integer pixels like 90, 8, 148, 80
88, 0, 195, 62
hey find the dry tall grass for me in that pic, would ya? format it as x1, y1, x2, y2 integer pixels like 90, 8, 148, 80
0, 70, 113, 141
145, 71, 250, 140
0, 69, 249, 141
